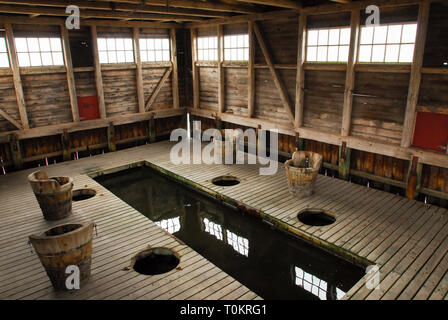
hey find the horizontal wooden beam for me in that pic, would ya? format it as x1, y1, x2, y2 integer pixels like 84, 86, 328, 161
0, 4, 205, 21
188, 108, 448, 169
0, 0, 233, 18
236, 0, 301, 10
0, 108, 186, 143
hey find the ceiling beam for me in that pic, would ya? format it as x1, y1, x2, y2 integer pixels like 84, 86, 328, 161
0, 4, 205, 21
236, 0, 301, 10
0, 0, 234, 18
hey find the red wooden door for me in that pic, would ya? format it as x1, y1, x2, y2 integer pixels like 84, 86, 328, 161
412, 111, 448, 153
77, 96, 100, 121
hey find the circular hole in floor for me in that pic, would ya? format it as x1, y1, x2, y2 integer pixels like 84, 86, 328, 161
297, 208, 336, 227
212, 175, 240, 187
72, 188, 97, 201
133, 247, 180, 275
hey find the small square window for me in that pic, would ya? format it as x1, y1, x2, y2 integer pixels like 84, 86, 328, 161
223, 34, 248, 62
140, 37, 170, 62
14, 36, 64, 67
197, 36, 218, 61
306, 27, 351, 63
98, 37, 134, 64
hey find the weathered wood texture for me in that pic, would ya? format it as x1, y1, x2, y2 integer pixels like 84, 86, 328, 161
0, 75, 21, 132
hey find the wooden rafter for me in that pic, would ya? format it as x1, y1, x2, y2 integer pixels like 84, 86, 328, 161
145, 66, 173, 112
253, 22, 295, 125
0, 108, 23, 130
236, 0, 301, 10
0, 0, 234, 18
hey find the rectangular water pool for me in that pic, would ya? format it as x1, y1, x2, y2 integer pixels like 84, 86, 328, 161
95, 166, 366, 300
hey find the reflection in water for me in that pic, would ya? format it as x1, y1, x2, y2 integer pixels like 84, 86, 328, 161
95, 167, 365, 300
155, 217, 181, 234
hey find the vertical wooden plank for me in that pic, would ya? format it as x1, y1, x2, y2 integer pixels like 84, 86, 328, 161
248, 21, 255, 118
133, 27, 145, 113
4, 23, 29, 129
90, 25, 106, 119
190, 28, 199, 109
107, 122, 116, 152
338, 141, 351, 180
148, 114, 156, 143
170, 28, 180, 109
295, 14, 306, 129
60, 25, 79, 122
341, 9, 360, 137
9, 134, 22, 170
218, 25, 225, 114
61, 129, 71, 162
401, 0, 430, 148
406, 156, 423, 199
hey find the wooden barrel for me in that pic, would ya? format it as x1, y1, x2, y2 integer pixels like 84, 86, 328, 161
29, 222, 94, 290
285, 151, 323, 199
28, 170, 73, 221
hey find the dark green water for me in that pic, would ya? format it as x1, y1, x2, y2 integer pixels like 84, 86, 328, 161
95, 166, 365, 300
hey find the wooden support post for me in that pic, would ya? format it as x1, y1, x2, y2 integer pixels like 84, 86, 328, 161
9, 134, 22, 170
148, 114, 156, 143
107, 122, 116, 152
190, 28, 199, 109
215, 115, 222, 131
170, 28, 180, 109
61, 129, 71, 162
60, 25, 79, 122
4, 23, 29, 129
248, 21, 255, 118
253, 22, 295, 125
341, 9, 360, 137
294, 133, 304, 151
295, 14, 306, 128
133, 27, 145, 113
401, 0, 430, 148
406, 156, 423, 199
90, 25, 107, 119
338, 141, 351, 180
217, 25, 225, 114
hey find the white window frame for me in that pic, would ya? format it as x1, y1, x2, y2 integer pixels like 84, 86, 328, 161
139, 37, 170, 62
97, 37, 134, 64
0, 36, 9, 68
14, 36, 64, 67
305, 26, 351, 63
197, 36, 218, 61
357, 22, 418, 64
223, 34, 249, 62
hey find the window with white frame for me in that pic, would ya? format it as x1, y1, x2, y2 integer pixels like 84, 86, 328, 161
0, 36, 9, 68
197, 36, 218, 61
226, 230, 249, 257
294, 266, 346, 300
139, 37, 170, 62
97, 37, 134, 64
358, 23, 417, 63
306, 27, 351, 62
224, 34, 249, 61
155, 217, 181, 234
203, 218, 223, 241
15, 37, 64, 67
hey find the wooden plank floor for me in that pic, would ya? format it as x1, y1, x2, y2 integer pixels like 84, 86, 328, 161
0, 140, 447, 300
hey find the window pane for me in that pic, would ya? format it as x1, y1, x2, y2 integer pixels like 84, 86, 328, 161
401, 24, 417, 43
0, 53, 9, 67
328, 29, 339, 45
0, 38, 7, 52
360, 27, 374, 44
307, 46, 317, 61
17, 52, 30, 66
231, 35, 237, 48
125, 50, 134, 62
237, 35, 245, 47
155, 39, 162, 50
116, 50, 125, 63
140, 50, 147, 62
106, 38, 116, 51
385, 44, 399, 62
38, 38, 51, 52
387, 25, 402, 44
224, 36, 231, 48
108, 51, 117, 63
99, 51, 108, 63
27, 38, 39, 52
148, 50, 155, 61
243, 35, 248, 48
224, 48, 230, 60
50, 38, 62, 51
338, 45, 349, 62
358, 45, 372, 62
237, 48, 244, 60
339, 28, 351, 45
15, 38, 28, 52
197, 37, 204, 49
307, 30, 318, 46
328, 46, 338, 61
41, 52, 53, 66
197, 49, 203, 61
147, 38, 155, 50
124, 39, 133, 50
203, 49, 209, 61
116, 38, 124, 50
98, 38, 107, 51
371, 45, 385, 62
52, 52, 64, 65
155, 50, 163, 61
162, 39, 169, 50
317, 46, 327, 61
139, 38, 146, 50
243, 48, 249, 61
373, 26, 387, 44
318, 29, 328, 45
162, 50, 170, 61
29, 52, 41, 66
399, 44, 414, 62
